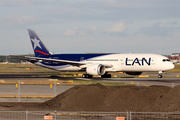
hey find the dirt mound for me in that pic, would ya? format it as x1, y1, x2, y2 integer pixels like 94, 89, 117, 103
40, 84, 171, 112
155, 85, 180, 112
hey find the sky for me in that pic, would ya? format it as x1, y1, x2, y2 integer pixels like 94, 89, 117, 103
0, 0, 180, 55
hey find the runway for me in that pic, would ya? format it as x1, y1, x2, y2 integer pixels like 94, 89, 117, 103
1, 73, 180, 102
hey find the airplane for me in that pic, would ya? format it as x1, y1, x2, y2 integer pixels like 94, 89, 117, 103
25, 29, 174, 78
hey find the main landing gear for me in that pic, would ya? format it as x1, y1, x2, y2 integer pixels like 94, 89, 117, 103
101, 72, 111, 78
158, 71, 164, 78
82, 74, 92, 78
82, 72, 112, 78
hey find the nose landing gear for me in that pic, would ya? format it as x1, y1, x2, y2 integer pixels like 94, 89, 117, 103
158, 71, 164, 78
158, 74, 163, 78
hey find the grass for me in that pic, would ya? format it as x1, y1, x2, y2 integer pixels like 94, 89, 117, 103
0, 63, 55, 73
168, 64, 180, 72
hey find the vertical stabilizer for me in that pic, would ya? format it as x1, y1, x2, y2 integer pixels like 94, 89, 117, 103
28, 29, 50, 57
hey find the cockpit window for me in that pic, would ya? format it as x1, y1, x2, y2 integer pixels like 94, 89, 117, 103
163, 59, 170, 62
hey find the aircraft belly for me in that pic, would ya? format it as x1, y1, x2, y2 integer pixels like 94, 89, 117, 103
121, 65, 159, 72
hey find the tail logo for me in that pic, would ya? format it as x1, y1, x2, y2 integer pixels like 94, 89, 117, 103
31, 37, 42, 50
34, 50, 50, 55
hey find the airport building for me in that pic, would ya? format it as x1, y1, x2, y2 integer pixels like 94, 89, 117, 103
166, 53, 180, 64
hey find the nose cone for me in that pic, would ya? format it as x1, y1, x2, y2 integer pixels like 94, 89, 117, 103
170, 63, 175, 70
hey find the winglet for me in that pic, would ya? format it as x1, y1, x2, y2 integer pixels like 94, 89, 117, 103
28, 29, 50, 57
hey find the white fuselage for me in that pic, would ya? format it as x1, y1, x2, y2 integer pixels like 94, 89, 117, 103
34, 53, 174, 73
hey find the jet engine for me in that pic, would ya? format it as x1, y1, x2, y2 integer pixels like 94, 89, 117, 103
86, 64, 105, 75
125, 72, 142, 75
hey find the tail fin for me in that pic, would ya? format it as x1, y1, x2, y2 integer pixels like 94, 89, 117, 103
28, 29, 50, 57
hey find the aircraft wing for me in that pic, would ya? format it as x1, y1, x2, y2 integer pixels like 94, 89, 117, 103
25, 56, 113, 68
25, 56, 85, 66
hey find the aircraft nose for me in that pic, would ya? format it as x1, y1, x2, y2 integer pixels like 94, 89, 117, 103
170, 63, 175, 70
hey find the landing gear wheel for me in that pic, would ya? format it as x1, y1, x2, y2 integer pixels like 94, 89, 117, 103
101, 73, 111, 78
82, 74, 92, 78
85, 74, 89, 78
82, 74, 86, 78
158, 74, 163, 78
107, 74, 111, 78
87, 75, 92, 78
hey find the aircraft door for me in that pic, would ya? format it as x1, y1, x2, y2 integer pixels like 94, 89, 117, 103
120, 58, 124, 65
151, 57, 156, 66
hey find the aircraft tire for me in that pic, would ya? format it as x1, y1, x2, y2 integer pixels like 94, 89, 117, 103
101, 74, 111, 78
158, 74, 163, 78
82, 74, 86, 78
82, 74, 92, 78
88, 75, 93, 78
107, 74, 111, 78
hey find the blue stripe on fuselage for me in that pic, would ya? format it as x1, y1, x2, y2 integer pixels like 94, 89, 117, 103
39, 53, 111, 66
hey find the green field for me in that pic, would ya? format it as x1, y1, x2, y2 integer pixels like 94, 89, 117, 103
168, 64, 180, 72
0, 64, 54, 73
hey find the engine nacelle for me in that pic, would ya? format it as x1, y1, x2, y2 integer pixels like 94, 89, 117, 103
86, 64, 105, 75
125, 72, 142, 75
